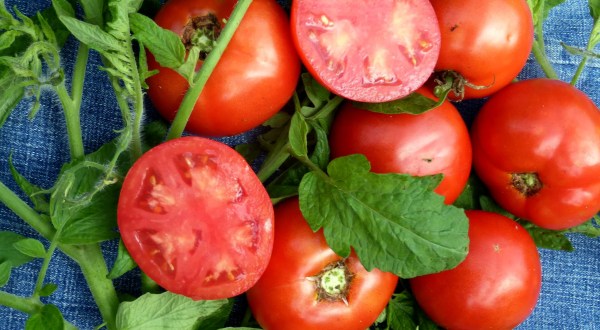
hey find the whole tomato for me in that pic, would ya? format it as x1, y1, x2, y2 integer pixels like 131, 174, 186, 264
429, 0, 533, 99
409, 210, 542, 330
328, 88, 472, 204
471, 78, 600, 230
147, 0, 300, 137
246, 198, 398, 330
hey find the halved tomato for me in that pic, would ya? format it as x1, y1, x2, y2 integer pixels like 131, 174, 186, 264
117, 136, 274, 300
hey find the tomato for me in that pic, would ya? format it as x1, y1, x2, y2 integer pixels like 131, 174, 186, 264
429, 0, 533, 99
117, 136, 274, 300
147, 0, 300, 137
409, 210, 542, 330
328, 88, 472, 204
290, 0, 440, 103
246, 198, 398, 330
471, 78, 600, 230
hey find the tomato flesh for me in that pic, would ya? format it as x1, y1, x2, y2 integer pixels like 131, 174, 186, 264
246, 198, 398, 330
118, 137, 274, 300
291, 0, 441, 102
410, 210, 542, 330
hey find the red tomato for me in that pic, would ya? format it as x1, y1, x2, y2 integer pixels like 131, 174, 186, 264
117, 136, 274, 300
147, 0, 300, 137
290, 0, 440, 102
246, 198, 398, 330
410, 210, 542, 330
328, 88, 472, 204
429, 0, 533, 99
471, 78, 600, 230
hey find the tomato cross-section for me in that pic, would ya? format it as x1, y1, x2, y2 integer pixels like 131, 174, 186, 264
117, 136, 274, 300
291, 0, 441, 102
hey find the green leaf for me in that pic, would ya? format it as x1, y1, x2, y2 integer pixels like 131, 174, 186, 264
0, 261, 11, 287
116, 292, 231, 330
302, 73, 331, 109
352, 92, 439, 115
561, 42, 600, 59
527, 0, 567, 27
299, 154, 469, 278
129, 12, 185, 69
288, 111, 310, 158
0, 31, 24, 52
80, 0, 105, 26
51, 0, 75, 19
568, 217, 600, 238
519, 221, 574, 251
386, 292, 418, 330
452, 174, 486, 210
25, 304, 65, 330
590, 0, 600, 21
59, 16, 120, 54
39, 283, 58, 297
0, 82, 25, 127
0, 231, 35, 267
9, 154, 50, 213
13, 238, 46, 258
108, 239, 137, 279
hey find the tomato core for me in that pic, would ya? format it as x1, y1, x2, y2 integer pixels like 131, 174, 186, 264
310, 260, 354, 303
182, 14, 221, 59
511, 172, 543, 196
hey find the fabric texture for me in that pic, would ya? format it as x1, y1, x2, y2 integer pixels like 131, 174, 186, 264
0, 0, 599, 329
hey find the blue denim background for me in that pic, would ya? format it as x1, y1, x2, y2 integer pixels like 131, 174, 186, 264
0, 0, 599, 329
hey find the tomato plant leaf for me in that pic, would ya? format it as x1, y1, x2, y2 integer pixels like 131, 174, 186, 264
129, 12, 185, 69
9, 155, 50, 214
0, 261, 11, 287
108, 239, 137, 280
0, 82, 25, 128
288, 111, 309, 158
518, 221, 574, 251
386, 292, 418, 330
39, 283, 58, 297
13, 238, 46, 259
299, 154, 469, 278
115, 292, 230, 330
590, 0, 600, 21
0, 231, 35, 267
527, 0, 566, 27
301, 73, 331, 109
568, 217, 600, 238
352, 92, 439, 115
59, 16, 120, 53
25, 304, 65, 330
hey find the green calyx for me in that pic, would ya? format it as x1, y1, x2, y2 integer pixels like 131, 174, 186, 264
308, 259, 354, 303
181, 13, 222, 60
511, 172, 543, 196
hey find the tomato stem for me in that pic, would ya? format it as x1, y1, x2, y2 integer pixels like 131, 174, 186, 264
531, 21, 559, 80
166, 0, 254, 141
55, 43, 90, 161
570, 18, 600, 85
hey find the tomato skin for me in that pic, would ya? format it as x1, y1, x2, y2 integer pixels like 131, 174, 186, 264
117, 136, 274, 300
291, 0, 441, 102
246, 198, 398, 330
409, 210, 542, 330
147, 0, 300, 137
471, 78, 600, 230
328, 88, 472, 204
430, 0, 533, 99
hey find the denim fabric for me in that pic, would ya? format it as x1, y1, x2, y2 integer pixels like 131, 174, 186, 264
0, 0, 598, 329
